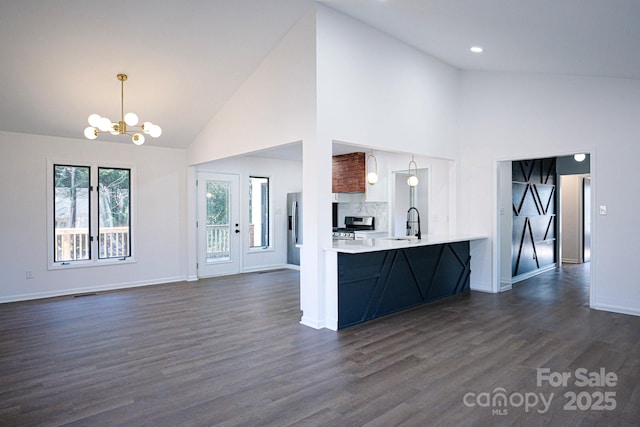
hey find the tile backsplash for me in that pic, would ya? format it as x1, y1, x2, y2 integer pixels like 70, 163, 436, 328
337, 202, 389, 232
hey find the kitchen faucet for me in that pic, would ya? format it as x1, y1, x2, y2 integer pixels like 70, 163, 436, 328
406, 207, 422, 240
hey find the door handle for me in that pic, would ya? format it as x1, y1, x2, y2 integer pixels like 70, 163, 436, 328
291, 201, 297, 244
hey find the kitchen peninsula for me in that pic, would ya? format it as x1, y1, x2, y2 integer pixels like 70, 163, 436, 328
324, 235, 486, 330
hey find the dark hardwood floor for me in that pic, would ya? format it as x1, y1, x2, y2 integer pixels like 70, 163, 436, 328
1, 264, 639, 426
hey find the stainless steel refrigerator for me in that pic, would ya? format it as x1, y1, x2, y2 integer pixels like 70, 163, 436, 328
287, 192, 302, 266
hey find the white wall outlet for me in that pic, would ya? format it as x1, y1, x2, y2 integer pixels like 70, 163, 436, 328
599, 205, 607, 215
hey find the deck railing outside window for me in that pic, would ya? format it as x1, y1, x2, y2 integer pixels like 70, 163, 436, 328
55, 227, 129, 261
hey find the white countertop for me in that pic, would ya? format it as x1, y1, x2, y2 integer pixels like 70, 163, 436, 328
326, 234, 487, 254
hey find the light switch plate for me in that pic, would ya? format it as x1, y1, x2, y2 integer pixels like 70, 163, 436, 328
599, 205, 607, 215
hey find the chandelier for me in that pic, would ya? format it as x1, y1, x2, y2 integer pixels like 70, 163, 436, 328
84, 73, 161, 145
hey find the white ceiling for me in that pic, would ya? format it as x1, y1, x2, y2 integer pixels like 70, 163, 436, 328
1, 0, 639, 151
323, 0, 640, 79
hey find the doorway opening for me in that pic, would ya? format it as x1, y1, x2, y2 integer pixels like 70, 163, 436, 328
496, 153, 592, 297
560, 174, 591, 265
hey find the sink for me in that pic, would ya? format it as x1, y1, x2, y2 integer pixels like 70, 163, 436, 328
381, 236, 418, 241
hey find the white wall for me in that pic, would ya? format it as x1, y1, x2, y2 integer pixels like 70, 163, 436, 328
0, 131, 187, 302
187, 9, 317, 165
316, 5, 461, 160
459, 71, 640, 315
195, 155, 302, 271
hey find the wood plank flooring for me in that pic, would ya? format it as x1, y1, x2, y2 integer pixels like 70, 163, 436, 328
1, 264, 639, 426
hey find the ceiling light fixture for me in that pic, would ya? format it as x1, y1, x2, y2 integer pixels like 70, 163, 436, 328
367, 149, 378, 185
407, 154, 419, 187
84, 74, 161, 145
470, 46, 484, 53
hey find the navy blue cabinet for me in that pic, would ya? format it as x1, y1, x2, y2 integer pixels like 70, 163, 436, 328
337, 241, 471, 329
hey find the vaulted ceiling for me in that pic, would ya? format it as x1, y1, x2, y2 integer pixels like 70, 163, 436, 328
1, 0, 639, 149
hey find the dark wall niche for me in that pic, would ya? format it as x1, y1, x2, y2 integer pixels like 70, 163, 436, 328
512, 158, 557, 278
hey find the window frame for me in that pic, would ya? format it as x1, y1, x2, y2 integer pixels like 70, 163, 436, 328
47, 159, 137, 270
247, 175, 273, 253
97, 166, 132, 260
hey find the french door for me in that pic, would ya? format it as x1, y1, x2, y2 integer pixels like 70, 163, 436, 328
197, 172, 241, 277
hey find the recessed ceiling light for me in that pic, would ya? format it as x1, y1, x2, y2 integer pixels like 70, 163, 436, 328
470, 46, 483, 53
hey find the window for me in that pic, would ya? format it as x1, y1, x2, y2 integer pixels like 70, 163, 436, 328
248, 176, 269, 248
98, 167, 131, 259
54, 165, 91, 262
50, 162, 133, 267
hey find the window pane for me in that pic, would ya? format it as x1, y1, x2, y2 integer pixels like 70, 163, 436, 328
249, 177, 269, 248
206, 180, 230, 261
98, 168, 130, 259
54, 165, 90, 262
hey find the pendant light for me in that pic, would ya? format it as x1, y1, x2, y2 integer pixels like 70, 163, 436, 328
366, 149, 378, 185
407, 154, 419, 187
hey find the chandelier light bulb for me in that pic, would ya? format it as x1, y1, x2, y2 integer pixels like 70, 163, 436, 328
407, 154, 419, 187
109, 123, 120, 135
366, 150, 378, 185
142, 121, 153, 134
367, 172, 378, 184
149, 124, 162, 138
132, 133, 145, 145
98, 116, 112, 132
88, 113, 102, 127
124, 112, 139, 126
84, 126, 98, 140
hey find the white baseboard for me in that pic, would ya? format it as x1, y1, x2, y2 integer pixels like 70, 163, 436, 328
500, 280, 513, 292
0, 276, 186, 304
300, 315, 325, 330
511, 264, 557, 284
562, 258, 580, 264
591, 303, 640, 317
242, 264, 289, 273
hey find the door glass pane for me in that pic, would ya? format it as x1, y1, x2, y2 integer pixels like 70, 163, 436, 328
249, 177, 269, 248
54, 165, 90, 262
98, 168, 131, 259
206, 180, 230, 262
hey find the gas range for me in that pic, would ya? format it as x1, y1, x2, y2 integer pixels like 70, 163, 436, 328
332, 216, 375, 240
